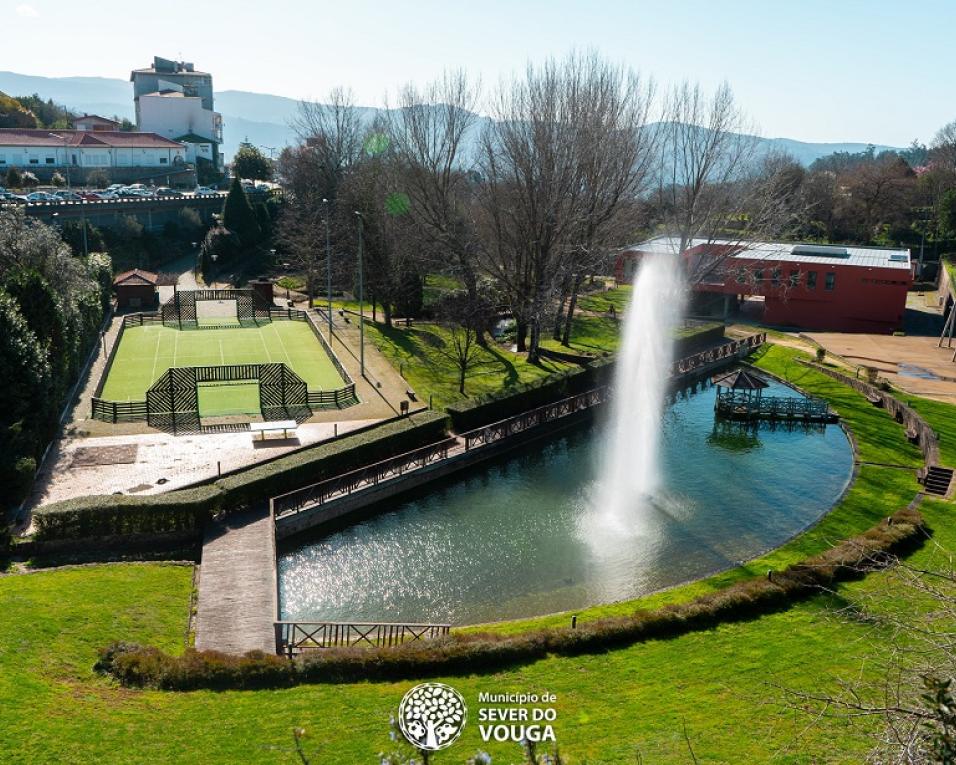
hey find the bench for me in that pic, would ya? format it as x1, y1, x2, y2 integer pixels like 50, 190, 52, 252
406, 389, 418, 402
250, 419, 298, 441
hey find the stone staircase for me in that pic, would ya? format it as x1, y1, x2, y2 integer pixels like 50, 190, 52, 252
924, 465, 954, 496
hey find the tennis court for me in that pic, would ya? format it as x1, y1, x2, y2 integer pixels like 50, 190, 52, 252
100, 321, 346, 417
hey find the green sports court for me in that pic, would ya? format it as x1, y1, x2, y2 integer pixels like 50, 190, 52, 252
100, 321, 347, 418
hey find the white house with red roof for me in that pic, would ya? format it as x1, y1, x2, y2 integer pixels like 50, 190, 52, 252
0, 129, 186, 171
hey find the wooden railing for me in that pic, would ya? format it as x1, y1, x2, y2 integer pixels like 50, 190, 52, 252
275, 620, 451, 656
461, 386, 608, 451
271, 438, 458, 518
670, 332, 766, 376
715, 391, 832, 420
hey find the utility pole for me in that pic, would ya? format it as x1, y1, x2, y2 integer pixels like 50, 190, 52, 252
323, 198, 332, 343
354, 210, 365, 377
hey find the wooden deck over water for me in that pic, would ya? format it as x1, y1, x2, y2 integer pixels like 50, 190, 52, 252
714, 391, 836, 423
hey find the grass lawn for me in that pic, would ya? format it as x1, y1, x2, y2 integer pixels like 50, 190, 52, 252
362, 321, 576, 409
101, 322, 345, 416
2, 344, 953, 762
3, 498, 955, 763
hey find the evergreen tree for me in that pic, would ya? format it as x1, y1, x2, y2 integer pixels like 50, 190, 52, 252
221, 175, 260, 248
232, 142, 273, 181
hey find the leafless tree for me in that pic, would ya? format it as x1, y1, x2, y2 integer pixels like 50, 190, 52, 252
429, 293, 496, 394
476, 51, 657, 361
931, 120, 956, 174
387, 71, 484, 310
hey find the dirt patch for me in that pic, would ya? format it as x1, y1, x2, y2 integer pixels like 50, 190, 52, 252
71, 445, 138, 467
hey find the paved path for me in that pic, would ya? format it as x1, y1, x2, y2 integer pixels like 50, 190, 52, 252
195, 507, 277, 655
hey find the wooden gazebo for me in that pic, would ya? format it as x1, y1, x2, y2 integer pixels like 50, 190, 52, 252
712, 368, 770, 416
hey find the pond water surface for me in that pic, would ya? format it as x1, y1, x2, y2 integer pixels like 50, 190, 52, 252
279, 375, 853, 625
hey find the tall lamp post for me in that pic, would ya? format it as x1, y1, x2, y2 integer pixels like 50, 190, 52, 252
323, 198, 332, 342
354, 210, 365, 378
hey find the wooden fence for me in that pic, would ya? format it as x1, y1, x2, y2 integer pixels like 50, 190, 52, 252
275, 621, 451, 656
272, 438, 457, 517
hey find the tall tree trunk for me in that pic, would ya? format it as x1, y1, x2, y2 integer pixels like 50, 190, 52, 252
527, 318, 541, 364
383, 300, 392, 328
460, 261, 487, 348
515, 319, 528, 352
561, 272, 584, 347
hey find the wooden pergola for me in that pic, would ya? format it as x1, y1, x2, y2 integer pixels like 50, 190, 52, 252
712, 369, 770, 413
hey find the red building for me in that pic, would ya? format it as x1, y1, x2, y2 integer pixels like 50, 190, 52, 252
113, 269, 159, 310
615, 236, 912, 334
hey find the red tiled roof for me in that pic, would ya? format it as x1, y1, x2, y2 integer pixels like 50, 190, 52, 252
113, 269, 159, 286
75, 114, 120, 125
0, 129, 183, 149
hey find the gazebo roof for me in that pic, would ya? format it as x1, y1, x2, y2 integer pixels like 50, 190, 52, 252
113, 269, 159, 287
711, 368, 769, 390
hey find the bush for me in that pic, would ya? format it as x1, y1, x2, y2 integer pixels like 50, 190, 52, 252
95, 506, 925, 690
863, 365, 879, 384
815, 346, 826, 363
446, 358, 612, 431
4, 167, 23, 187
215, 411, 448, 508
85, 169, 111, 189
33, 486, 220, 541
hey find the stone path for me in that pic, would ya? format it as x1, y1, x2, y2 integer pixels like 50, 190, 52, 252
194, 507, 277, 655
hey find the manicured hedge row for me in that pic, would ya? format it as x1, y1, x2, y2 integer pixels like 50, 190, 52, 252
447, 358, 613, 432
214, 411, 449, 507
96, 505, 925, 690
34, 411, 449, 541
32, 487, 219, 541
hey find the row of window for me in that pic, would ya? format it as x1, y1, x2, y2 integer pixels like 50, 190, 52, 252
736, 268, 836, 291
0, 154, 172, 166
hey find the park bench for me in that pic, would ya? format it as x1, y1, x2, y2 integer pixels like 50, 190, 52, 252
250, 419, 298, 442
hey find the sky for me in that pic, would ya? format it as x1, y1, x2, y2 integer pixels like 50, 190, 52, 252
2, 0, 953, 146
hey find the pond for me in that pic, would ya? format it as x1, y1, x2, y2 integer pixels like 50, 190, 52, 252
278, 374, 854, 625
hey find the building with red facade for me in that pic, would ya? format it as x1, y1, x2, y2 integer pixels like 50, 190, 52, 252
615, 236, 912, 333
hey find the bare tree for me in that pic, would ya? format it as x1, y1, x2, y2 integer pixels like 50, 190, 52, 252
476, 52, 656, 361
430, 293, 495, 394
387, 71, 490, 343
931, 120, 956, 174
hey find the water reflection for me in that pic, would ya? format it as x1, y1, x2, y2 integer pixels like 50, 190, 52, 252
279, 376, 853, 625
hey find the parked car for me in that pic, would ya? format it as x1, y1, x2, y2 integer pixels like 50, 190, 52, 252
106, 183, 125, 192
53, 190, 83, 201
194, 186, 217, 196
0, 191, 23, 203
25, 191, 58, 202
154, 187, 184, 197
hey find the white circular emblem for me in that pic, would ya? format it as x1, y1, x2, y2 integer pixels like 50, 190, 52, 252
398, 682, 467, 751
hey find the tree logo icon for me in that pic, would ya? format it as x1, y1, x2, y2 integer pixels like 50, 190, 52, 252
398, 682, 467, 751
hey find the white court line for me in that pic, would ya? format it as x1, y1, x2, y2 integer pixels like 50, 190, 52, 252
219, 338, 225, 364
272, 323, 294, 368
149, 329, 162, 384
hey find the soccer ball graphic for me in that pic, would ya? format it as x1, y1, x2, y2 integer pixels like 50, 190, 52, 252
398, 683, 467, 751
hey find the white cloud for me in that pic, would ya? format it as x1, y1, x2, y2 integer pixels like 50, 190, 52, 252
16, 4, 39, 17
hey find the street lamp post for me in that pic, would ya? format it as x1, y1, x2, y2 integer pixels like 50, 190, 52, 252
354, 210, 365, 378
323, 198, 332, 343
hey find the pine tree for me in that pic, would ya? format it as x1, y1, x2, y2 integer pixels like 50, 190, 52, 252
221, 175, 260, 248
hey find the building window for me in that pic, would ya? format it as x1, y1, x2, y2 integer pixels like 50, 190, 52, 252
807, 271, 817, 290
754, 269, 764, 283
736, 267, 746, 284
789, 270, 799, 287
45, 157, 55, 164
159, 157, 168, 164
29, 157, 39, 165
0, 154, 5, 165
825, 272, 836, 291
771, 268, 781, 286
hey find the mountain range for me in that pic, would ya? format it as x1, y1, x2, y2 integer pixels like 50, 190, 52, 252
0, 70, 902, 165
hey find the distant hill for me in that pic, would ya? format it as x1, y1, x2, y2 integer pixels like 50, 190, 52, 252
0, 70, 902, 164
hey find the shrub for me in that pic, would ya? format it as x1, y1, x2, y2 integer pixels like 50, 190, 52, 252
863, 365, 879, 384
33, 486, 220, 541
215, 411, 448, 508
85, 169, 110, 189
96, 506, 925, 690
50, 172, 66, 188
3, 167, 23, 187
815, 346, 826, 363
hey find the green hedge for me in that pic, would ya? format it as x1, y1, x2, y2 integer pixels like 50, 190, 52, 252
32, 487, 218, 541
446, 358, 612, 431
33, 412, 449, 541
215, 411, 448, 507
96, 505, 925, 690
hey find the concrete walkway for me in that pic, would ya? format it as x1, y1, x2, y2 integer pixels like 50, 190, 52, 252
194, 507, 276, 655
